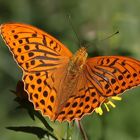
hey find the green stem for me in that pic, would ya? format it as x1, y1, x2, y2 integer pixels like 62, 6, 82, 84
76, 120, 88, 140
99, 116, 106, 140
34, 111, 53, 132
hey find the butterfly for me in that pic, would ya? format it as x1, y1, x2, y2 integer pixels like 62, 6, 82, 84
1, 23, 140, 122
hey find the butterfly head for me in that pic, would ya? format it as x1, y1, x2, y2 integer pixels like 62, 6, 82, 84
69, 47, 88, 73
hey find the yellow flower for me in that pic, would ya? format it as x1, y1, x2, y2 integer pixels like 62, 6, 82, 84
95, 96, 122, 115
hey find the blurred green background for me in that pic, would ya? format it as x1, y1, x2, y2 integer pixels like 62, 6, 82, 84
0, 0, 140, 140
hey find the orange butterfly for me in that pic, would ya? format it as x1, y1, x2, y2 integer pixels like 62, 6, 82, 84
1, 23, 140, 122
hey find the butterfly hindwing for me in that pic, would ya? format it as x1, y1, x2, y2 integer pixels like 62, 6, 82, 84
23, 71, 57, 120
56, 72, 106, 122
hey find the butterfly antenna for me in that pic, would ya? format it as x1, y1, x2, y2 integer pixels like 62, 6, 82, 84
99, 30, 119, 42
66, 14, 82, 47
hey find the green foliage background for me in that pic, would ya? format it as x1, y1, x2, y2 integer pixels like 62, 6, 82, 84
0, 0, 140, 139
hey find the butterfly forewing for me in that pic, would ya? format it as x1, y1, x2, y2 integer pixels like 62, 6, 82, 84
86, 56, 140, 97
0, 23, 72, 72
0, 23, 72, 120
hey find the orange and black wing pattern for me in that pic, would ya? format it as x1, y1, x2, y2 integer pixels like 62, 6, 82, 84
0, 23, 72, 120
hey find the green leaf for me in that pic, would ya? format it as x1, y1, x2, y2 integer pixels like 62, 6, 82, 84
6, 126, 58, 140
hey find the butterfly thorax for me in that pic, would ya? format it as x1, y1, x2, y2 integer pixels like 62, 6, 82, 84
68, 47, 88, 74
67, 47, 88, 89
